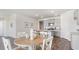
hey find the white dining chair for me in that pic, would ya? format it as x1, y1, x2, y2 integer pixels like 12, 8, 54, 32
40, 31, 53, 50
40, 31, 48, 50
42, 39, 46, 50
30, 28, 34, 40
41, 37, 53, 50
2, 37, 26, 50
17, 32, 29, 39
16, 32, 24, 38
2, 37, 12, 50
45, 37, 53, 50
40, 31, 48, 39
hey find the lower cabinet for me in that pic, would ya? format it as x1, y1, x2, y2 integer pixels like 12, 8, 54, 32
71, 33, 79, 50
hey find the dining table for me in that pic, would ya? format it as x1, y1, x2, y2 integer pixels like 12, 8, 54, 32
14, 36, 43, 49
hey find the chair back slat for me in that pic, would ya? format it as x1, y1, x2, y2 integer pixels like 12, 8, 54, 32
45, 37, 53, 50
2, 37, 12, 50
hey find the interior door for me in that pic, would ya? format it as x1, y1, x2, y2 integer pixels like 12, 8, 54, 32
0, 20, 3, 36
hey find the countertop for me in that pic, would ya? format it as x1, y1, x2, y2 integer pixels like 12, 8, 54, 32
71, 32, 79, 35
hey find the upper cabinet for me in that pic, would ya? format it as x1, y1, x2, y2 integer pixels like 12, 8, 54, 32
39, 17, 60, 31
74, 10, 79, 25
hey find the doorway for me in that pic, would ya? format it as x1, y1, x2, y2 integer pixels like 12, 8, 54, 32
0, 20, 4, 36
39, 21, 44, 31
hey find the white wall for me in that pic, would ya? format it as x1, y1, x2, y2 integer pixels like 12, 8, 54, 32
60, 10, 76, 41
2, 14, 38, 38
0, 20, 4, 36
0, 15, 11, 37
3, 18, 7, 36
8, 14, 16, 38
16, 14, 38, 35
2, 14, 17, 38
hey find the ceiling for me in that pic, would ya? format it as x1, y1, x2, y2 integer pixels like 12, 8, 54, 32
0, 9, 72, 19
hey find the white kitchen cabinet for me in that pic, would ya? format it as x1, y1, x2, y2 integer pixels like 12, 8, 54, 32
71, 32, 79, 50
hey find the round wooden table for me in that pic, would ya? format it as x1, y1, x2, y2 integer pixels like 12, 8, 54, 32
14, 37, 43, 49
